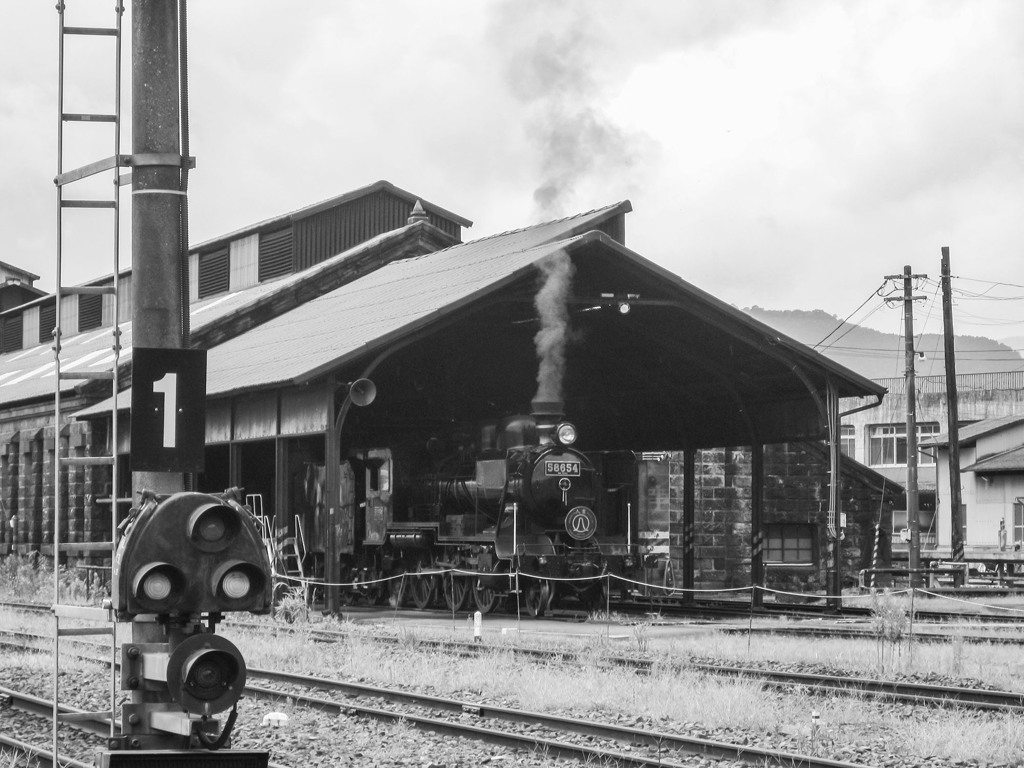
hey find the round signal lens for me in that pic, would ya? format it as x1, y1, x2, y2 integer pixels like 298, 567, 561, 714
197, 513, 227, 543
220, 569, 251, 599
183, 650, 238, 700
142, 571, 173, 601
556, 422, 578, 445
188, 503, 240, 552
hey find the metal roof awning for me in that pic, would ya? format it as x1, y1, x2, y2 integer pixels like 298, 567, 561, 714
201, 227, 884, 449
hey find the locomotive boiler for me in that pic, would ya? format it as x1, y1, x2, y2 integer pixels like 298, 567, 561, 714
337, 401, 640, 616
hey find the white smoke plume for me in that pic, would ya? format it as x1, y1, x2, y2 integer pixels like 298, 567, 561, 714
533, 249, 576, 403
488, 2, 651, 220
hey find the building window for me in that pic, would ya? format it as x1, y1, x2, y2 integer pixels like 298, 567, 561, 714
868, 423, 940, 467
1014, 502, 1024, 547
840, 424, 855, 457
765, 523, 815, 565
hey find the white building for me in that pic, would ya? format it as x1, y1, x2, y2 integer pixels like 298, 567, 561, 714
923, 415, 1024, 565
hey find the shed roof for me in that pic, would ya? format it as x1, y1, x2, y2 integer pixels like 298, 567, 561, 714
202, 205, 884, 448
962, 445, 1024, 474
0, 223, 440, 408
190, 179, 473, 253
65, 197, 884, 449
922, 415, 1024, 448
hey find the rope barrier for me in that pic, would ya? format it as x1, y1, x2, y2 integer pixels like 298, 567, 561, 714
270, 564, 1024, 617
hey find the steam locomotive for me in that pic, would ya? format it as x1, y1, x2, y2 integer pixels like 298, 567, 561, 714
337, 401, 641, 615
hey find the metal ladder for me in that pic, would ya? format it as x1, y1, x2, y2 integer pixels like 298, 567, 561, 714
51, 2, 126, 762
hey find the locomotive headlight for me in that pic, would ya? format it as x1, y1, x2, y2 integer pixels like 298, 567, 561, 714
555, 422, 578, 445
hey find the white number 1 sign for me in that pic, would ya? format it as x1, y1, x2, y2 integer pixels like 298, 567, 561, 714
130, 347, 207, 473
152, 372, 178, 448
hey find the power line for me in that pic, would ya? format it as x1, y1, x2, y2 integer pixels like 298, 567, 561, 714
813, 282, 887, 350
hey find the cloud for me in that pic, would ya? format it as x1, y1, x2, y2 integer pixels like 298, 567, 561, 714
2, 0, 1022, 342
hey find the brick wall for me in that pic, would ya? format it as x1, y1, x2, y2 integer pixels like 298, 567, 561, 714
1, 413, 112, 568
647, 442, 896, 596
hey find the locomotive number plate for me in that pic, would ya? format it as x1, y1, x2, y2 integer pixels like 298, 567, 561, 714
545, 459, 580, 477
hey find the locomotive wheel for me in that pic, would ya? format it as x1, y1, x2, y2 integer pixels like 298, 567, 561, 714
409, 566, 438, 609
443, 573, 470, 612
472, 578, 503, 615
522, 578, 551, 618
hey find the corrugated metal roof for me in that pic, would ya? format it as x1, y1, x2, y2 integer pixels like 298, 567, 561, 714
203, 202, 631, 396
0, 226, 433, 408
203, 199, 885, 404
207, 235, 583, 395
69, 202, 630, 413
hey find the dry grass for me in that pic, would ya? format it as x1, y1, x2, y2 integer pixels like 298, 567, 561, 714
6, 560, 1024, 764
222, 616, 1024, 765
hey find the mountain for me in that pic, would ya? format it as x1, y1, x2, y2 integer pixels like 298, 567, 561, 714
743, 307, 1023, 381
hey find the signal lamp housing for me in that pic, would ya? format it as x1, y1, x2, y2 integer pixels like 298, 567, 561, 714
112, 491, 273, 621
167, 632, 248, 716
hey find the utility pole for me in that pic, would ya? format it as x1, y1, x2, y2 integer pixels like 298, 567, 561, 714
128, 1, 190, 748
132, 0, 186, 497
887, 266, 927, 587
941, 247, 964, 581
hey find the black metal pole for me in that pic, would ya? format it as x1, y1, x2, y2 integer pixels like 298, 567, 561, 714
903, 265, 921, 587
129, 1, 185, 746
132, 0, 184, 497
941, 247, 964, 579
682, 448, 695, 603
751, 443, 764, 609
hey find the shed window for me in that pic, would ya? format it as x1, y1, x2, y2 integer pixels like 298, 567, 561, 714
198, 248, 229, 298
78, 294, 102, 331
1, 314, 23, 353
765, 523, 815, 565
258, 228, 293, 282
39, 302, 56, 344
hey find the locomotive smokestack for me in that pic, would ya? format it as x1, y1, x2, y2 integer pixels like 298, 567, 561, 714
530, 399, 564, 419
531, 399, 564, 442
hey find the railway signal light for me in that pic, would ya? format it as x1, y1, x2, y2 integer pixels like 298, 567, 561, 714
105, 491, 272, 760
113, 491, 272, 620
122, 633, 249, 719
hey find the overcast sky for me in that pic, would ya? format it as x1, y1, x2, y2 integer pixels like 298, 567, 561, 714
3, 1, 1022, 345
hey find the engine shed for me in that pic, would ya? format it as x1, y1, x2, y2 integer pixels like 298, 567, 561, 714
2, 182, 889, 610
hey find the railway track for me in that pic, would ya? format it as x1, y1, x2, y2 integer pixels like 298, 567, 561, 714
0, 684, 290, 768
5, 620, 1024, 713
242, 666, 867, 768
4, 618, 1023, 766
0, 661, 868, 768
717, 622, 1024, 645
